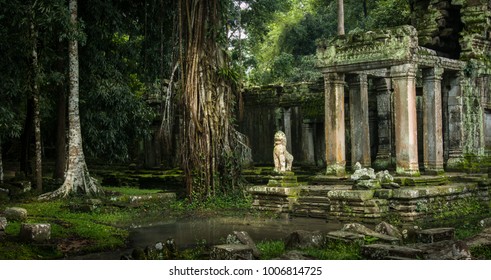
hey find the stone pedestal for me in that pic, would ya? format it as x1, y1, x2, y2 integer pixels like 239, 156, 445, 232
391, 64, 420, 176
324, 73, 346, 176
267, 172, 299, 188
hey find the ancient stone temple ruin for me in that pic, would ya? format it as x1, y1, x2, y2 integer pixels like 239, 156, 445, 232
245, 0, 491, 225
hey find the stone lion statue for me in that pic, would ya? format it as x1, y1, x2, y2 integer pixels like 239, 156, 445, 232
273, 131, 293, 173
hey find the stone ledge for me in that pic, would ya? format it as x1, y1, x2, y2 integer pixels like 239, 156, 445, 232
391, 183, 478, 199
248, 186, 300, 197
327, 190, 375, 201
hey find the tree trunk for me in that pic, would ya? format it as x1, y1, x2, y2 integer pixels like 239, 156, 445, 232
337, 0, 345, 36
31, 19, 42, 192
20, 98, 34, 177
53, 88, 67, 180
40, 0, 102, 199
178, 0, 240, 200
0, 137, 3, 184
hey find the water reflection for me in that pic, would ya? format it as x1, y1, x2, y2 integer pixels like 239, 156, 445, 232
71, 217, 342, 259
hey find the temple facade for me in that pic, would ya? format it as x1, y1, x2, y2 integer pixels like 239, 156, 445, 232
240, 0, 491, 176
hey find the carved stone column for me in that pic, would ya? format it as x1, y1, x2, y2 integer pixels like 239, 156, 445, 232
347, 73, 371, 168
423, 67, 444, 174
373, 77, 394, 169
324, 73, 346, 176
391, 64, 420, 176
284, 107, 292, 153
301, 121, 315, 165
446, 72, 464, 169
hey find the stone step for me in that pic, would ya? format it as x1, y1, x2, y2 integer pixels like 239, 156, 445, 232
394, 176, 447, 186
308, 175, 353, 186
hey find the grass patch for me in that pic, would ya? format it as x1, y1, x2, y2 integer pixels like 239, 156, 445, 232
103, 186, 162, 196
303, 241, 362, 260
0, 188, 171, 259
256, 240, 286, 259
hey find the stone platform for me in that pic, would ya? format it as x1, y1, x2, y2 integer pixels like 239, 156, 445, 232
248, 175, 490, 225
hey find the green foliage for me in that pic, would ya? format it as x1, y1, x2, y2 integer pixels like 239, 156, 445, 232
256, 240, 286, 259
171, 188, 252, 211
459, 153, 491, 174
243, 0, 411, 85
303, 240, 362, 260
470, 245, 491, 260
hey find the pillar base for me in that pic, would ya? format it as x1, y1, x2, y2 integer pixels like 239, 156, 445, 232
446, 157, 463, 170
373, 157, 393, 170
267, 172, 299, 187
396, 167, 420, 177
326, 164, 346, 177
423, 169, 445, 176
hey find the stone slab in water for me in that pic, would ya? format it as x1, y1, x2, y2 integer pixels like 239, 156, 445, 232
211, 244, 253, 260
361, 244, 425, 260
417, 228, 455, 243
19, 223, 51, 242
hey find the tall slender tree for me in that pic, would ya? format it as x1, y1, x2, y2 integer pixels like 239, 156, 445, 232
40, 0, 102, 199
0, 138, 3, 184
30, 3, 42, 192
337, 0, 344, 35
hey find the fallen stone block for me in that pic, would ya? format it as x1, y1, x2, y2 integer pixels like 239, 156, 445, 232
413, 240, 471, 260
231, 231, 261, 258
19, 223, 51, 242
284, 230, 325, 249
326, 230, 365, 243
342, 223, 401, 244
362, 244, 425, 260
211, 244, 253, 260
4, 207, 28, 221
375, 221, 403, 239
417, 228, 454, 243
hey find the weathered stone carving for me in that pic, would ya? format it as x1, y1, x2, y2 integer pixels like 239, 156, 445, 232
273, 131, 293, 173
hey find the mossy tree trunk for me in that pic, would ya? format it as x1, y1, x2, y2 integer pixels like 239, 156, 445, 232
40, 0, 102, 199
178, 0, 240, 200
